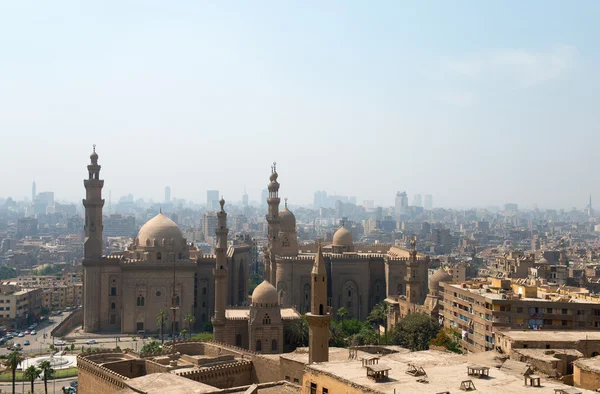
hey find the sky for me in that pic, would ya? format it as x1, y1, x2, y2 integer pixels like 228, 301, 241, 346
1, 1, 599, 209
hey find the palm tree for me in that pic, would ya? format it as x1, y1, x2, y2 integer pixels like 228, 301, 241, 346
156, 310, 168, 344
328, 322, 345, 347
184, 313, 196, 338
39, 360, 55, 394
336, 307, 348, 330
23, 365, 41, 394
378, 301, 391, 344
4, 350, 23, 394
286, 315, 309, 347
368, 302, 390, 344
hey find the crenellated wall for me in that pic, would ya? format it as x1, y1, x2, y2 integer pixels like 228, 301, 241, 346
77, 351, 130, 394
174, 359, 252, 388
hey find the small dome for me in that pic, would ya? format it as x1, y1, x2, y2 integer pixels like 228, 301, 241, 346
279, 207, 296, 230
137, 213, 185, 250
429, 267, 452, 295
333, 225, 353, 247
538, 257, 550, 265
252, 280, 279, 306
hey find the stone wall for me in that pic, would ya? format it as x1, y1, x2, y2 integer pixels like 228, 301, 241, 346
52, 308, 83, 337
250, 354, 281, 383
279, 356, 305, 384
77, 352, 129, 394
574, 365, 600, 390
175, 359, 252, 388
302, 368, 379, 394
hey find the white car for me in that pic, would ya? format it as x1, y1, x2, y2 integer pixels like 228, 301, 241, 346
30, 330, 36, 335
55, 341, 67, 346
85, 340, 97, 345
17, 333, 24, 338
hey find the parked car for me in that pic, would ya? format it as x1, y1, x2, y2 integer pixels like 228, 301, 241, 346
30, 330, 36, 335
55, 341, 67, 346
17, 333, 24, 338
85, 339, 97, 345
24, 331, 30, 335
23, 340, 30, 346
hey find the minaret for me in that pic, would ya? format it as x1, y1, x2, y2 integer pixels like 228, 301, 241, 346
405, 237, 421, 304
306, 244, 331, 363
266, 162, 281, 284
83, 145, 104, 259
212, 197, 229, 342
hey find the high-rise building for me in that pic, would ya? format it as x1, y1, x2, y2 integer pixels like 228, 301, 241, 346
242, 187, 249, 206
412, 194, 422, 208
31, 180, 36, 202
261, 189, 269, 207
206, 190, 219, 211
164, 186, 171, 203
395, 191, 408, 216
313, 190, 328, 209
424, 194, 433, 210
202, 212, 218, 243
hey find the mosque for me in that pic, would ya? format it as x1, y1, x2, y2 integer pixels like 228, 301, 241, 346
81, 148, 430, 355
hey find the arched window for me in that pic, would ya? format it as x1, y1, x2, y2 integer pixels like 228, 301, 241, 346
157, 252, 162, 260
256, 340, 262, 352
175, 296, 180, 306
396, 284, 404, 296
263, 314, 271, 325
236, 334, 242, 346
271, 339, 277, 351
111, 302, 116, 310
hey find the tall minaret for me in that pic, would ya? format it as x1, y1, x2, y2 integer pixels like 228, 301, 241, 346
266, 162, 281, 284
83, 145, 104, 259
212, 197, 229, 342
405, 237, 421, 304
306, 244, 330, 363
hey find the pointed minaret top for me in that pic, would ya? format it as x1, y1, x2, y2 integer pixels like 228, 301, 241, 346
219, 197, 225, 211
312, 242, 326, 276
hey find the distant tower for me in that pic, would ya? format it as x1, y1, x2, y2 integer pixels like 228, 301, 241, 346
212, 197, 229, 342
266, 163, 281, 284
31, 180, 36, 202
405, 238, 422, 304
242, 186, 249, 206
588, 194, 593, 217
83, 145, 104, 259
165, 186, 171, 203
306, 244, 331, 363
424, 194, 433, 210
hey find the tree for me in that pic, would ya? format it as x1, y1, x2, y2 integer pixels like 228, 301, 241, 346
430, 327, 463, 354
248, 272, 262, 295
391, 313, 440, 351
24, 365, 41, 394
180, 329, 188, 340
4, 350, 24, 394
140, 341, 162, 354
368, 302, 390, 344
336, 307, 348, 330
156, 310, 168, 344
39, 360, 55, 394
184, 313, 196, 337
328, 322, 345, 347
286, 315, 309, 347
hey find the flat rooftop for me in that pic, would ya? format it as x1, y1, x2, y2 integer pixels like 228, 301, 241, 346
307, 349, 597, 394
118, 372, 216, 394
498, 330, 600, 342
575, 356, 600, 373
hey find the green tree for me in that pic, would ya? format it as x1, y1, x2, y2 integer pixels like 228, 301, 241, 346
430, 327, 463, 354
156, 310, 168, 344
248, 272, 262, 295
180, 329, 188, 340
336, 307, 348, 330
140, 341, 162, 354
184, 313, 196, 337
391, 313, 440, 351
39, 360, 55, 394
4, 350, 23, 394
286, 315, 309, 347
328, 321, 345, 347
368, 302, 390, 344
24, 365, 41, 394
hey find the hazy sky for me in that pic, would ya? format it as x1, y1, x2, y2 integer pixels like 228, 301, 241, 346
1, 1, 599, 209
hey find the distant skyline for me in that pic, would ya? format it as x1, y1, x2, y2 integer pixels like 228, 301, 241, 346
1, 2, 599, 209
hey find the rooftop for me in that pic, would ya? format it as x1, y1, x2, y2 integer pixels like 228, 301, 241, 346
498, 330, 600, 342
306, 349, 597, 394
574, 356, 600, 373
117, 373, 216, 394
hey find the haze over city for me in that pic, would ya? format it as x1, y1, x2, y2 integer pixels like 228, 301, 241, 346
1, 1, 599, 208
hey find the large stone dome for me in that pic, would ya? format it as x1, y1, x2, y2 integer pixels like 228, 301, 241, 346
137, 213, 185, 249
429, 267, 452, 296
333, 225, 353, 247
252, 280, 279, 306
279, 207, 296, 230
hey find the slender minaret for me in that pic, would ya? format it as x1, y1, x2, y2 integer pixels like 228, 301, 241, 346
212, 197, 229, 342
306, 244, 331, 363
405, 237, 421, 304
83, 145, 104, 259
266, 163, 281, 284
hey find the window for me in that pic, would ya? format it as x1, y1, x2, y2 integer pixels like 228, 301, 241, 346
271, 339, 277, 351
175, 296, 180, 306
111, 302, 116, 310
137, 322, 144, 331
136, 296, 145, 307
546, 344, 551, 349
285, 376, 291, 382
577, 310, 585, 316
546, 308, 552, 314
110, 287, 117, 296
322, 389, 328, 394
157, 252, 162, 260
310, 382, 317, 394
562, 320, 568, 326
263, 314, 271, 325
293, 378, 299, 384
562, 309, 568, 315
156, 291, 161, 297
256, 340, 262, 352
236, 334, 242, 346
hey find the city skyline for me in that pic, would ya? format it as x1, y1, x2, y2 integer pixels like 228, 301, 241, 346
1, 2, 599, 208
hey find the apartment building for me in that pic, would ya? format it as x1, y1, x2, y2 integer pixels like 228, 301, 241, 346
7, 274, 83, 311
441, 279, 600, 353
0, 285, 43, 329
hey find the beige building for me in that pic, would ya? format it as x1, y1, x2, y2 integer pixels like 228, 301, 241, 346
0, 284, 42, 329
441, 279, 600, 352
82, 149, 251, 335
